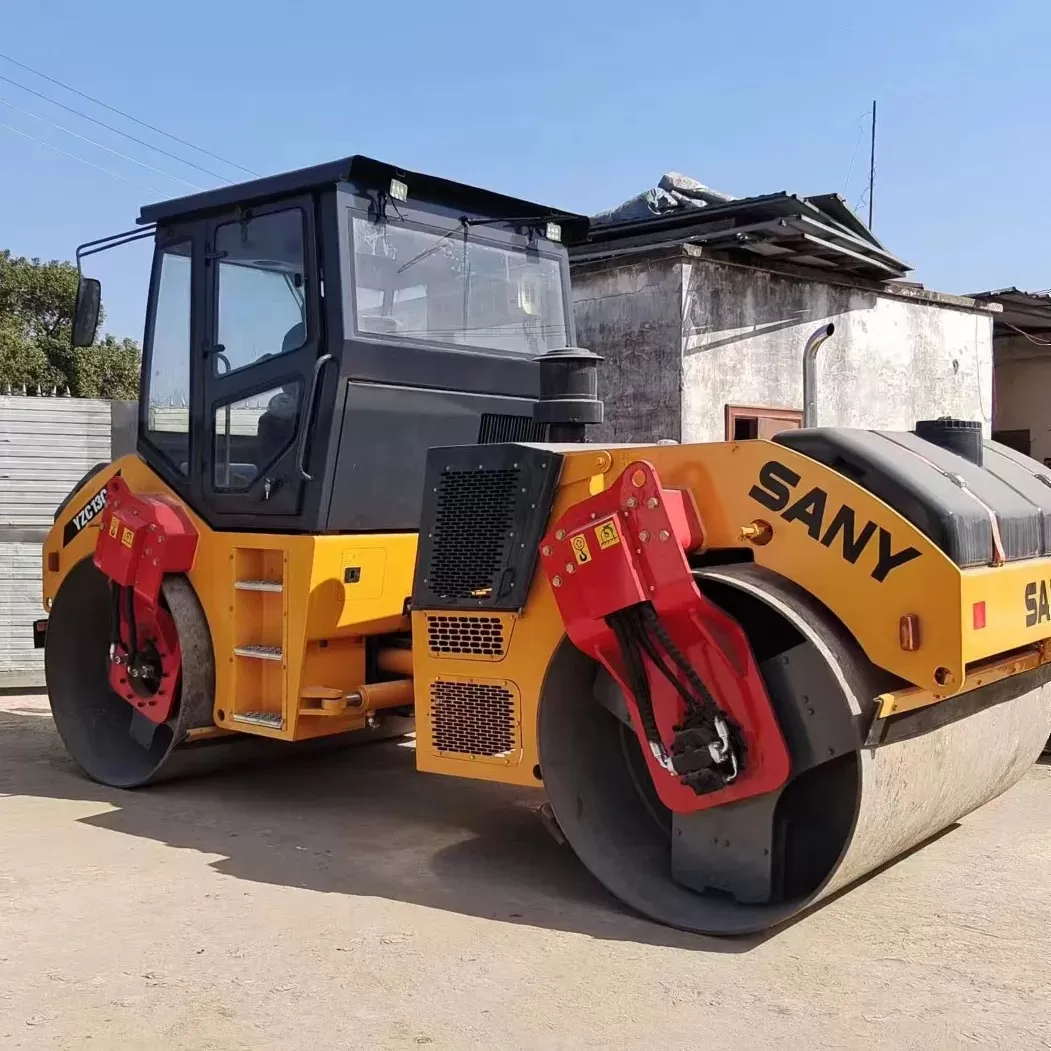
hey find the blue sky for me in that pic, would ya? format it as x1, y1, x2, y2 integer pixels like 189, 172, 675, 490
1, 0, 1048, 343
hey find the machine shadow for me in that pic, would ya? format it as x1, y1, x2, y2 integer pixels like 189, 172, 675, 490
0, 709, 768, 952
1, 709, 963, 951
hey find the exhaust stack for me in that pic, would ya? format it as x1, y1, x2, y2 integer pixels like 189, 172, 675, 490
803, 323, 835, 427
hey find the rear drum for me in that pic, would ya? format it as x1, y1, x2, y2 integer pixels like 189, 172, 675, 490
538, 564, 1051, 935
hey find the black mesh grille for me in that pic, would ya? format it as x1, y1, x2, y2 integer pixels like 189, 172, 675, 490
428, 467, 519, 602
430, 679, 517, 756
478, 413, 547, 444
413, 444, 562, 612
426, 614, 506, 657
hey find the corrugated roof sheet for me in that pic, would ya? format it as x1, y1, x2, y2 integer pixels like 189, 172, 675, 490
969, 288, 1051, 335
573, 179, 911, 281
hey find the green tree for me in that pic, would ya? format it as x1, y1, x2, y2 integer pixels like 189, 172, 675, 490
0, 249, 141, 399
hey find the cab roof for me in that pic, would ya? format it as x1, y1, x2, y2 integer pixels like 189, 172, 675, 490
137, 154, 589, 241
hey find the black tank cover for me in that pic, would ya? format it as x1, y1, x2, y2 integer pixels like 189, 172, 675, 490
774, 428, 1051, 568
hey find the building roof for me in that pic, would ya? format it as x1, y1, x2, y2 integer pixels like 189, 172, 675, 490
138, 154, 590, 239
571, 185, 911, 282
968, 287, 1051, 336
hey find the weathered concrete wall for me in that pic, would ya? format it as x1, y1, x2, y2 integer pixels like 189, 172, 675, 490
992, 336, 1051, 462
681, 258, 993, 443
571, 257, 682, 444
571, 250, 993, 446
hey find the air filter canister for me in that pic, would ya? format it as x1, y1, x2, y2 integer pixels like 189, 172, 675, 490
915, 416, 984, 467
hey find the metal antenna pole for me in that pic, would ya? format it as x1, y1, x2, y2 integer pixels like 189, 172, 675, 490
868, 100, 876, 230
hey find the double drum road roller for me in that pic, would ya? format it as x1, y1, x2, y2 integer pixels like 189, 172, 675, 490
36, 155, 1051, 936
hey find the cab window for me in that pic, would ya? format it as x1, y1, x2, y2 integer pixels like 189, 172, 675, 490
350, 212, 568, 355
215, 209, 307, 376
144, 241, 192, 474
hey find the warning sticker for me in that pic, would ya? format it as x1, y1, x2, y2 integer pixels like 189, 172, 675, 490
595, 520, 621, 550
570, 534, 592, 565
121, 527, 135, 549
108, 517, 119, 539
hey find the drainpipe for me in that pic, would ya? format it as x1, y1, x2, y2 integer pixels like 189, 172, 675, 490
803, 323, 835, 428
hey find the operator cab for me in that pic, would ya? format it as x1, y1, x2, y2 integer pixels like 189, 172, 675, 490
73, 156, 593, 533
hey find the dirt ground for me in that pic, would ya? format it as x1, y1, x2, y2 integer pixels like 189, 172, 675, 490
1, 692, 1050, 1051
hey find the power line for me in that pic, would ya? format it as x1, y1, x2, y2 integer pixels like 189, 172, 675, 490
0, 52, 258, 178
0, 97, 203, 190
0, 120, 165, 196
868, 99, 876, 230
842, 108, 870, 196
0, 71, 230, 185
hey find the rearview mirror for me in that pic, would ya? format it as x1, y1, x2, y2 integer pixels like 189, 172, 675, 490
72, 277, 101, 347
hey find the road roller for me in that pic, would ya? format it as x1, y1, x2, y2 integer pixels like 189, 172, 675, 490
35, 154, 1051, 936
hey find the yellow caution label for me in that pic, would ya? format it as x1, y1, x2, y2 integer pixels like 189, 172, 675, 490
570, 534, 592, 565
595, 520, 621, 550
121, 527, 135, 549
108, 517, 119, 539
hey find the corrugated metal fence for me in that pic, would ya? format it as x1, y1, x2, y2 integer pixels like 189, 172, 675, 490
0, 396, 135, 687
0, 397, 112, 531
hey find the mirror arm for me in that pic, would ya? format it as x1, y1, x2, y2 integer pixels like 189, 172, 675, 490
75, 225, 157, 278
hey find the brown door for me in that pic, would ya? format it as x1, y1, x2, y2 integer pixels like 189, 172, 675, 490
726, 405, 804, 441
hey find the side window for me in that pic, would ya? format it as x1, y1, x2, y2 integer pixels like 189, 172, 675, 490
213, 383, 302, 491
145, 242, 192, 474
215, 209, 307, 376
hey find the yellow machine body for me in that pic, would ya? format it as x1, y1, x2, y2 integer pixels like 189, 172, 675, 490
41, 431, 1051, 935
44, 439, 1051, 779
412, 439, 1051, 787
44, 454, 417, 742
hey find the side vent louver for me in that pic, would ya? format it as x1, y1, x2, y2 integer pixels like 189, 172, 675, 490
429, 679, 519, 759
426, 614, 507, 658
478, 413, 547, 444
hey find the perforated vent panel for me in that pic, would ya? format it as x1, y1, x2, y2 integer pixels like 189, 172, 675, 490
430, 680, 518, 757
429, 467, 518, 600
478, 413, 547, 444
427, 614, 506, 657
413, 444, 563, 612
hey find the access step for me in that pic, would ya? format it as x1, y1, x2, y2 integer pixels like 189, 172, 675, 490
233, 645, 283, 661
232, 711, 284, 729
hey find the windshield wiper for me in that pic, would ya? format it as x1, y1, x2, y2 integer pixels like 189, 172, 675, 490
395, 210, 580, 277
396, 217, 469, 275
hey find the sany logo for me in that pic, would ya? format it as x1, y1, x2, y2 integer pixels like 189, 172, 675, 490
748, 460, 922, 583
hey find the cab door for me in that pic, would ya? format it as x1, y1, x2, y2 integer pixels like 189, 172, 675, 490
197, 197, 326, 522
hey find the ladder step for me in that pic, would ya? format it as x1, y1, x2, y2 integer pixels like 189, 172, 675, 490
235, 579, 283, 593
234, 645, 283, 661
232, 711, 284, 729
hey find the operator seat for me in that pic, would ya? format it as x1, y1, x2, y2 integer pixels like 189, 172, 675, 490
255, 322, 305, 469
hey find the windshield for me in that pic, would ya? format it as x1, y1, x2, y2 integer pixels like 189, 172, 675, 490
350, 212, 568, 355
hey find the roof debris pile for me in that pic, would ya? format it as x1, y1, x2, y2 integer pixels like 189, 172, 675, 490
577, 171, 912, 282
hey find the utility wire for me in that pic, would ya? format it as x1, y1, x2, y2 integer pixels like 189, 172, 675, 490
842, 108, 870, 196
0, 52, 258, 178
1005, 321, 1051, 347
0, 72, 229, 185
0, 97, 203, 190
0, 120, 165, 195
